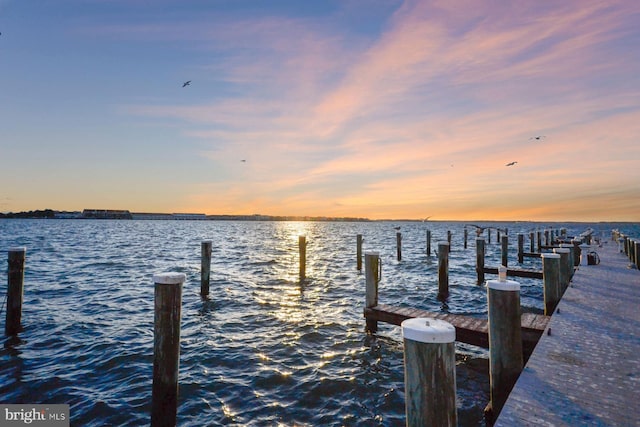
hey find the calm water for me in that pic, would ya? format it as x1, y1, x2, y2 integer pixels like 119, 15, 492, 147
0, 219, 636, 426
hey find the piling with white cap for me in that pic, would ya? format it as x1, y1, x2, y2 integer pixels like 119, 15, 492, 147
364, 252, 381, 333
151, 272, 186, 427
402, 317, 457, 427
437, 241, 450, 300
486, 277, 523, 419
5, 247, 26, 336
476, 238, 485, 285
579, 244, 590, 266
299, 236, 307, 280
201, 240, 212, 297
553, 248, 571, 294
541, 253, 561, 315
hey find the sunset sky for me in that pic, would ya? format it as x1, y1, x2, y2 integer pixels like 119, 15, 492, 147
1, 0, 639, 221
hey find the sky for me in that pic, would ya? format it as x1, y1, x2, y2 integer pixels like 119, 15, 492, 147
1, 0, 639, 221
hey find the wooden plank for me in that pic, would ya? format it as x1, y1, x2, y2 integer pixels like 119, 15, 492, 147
522, 252, 542, 258
483, 266, 543, 279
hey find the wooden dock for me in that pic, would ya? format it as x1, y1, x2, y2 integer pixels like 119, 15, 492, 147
496, 240, 640, 426
364, 304, 549, 359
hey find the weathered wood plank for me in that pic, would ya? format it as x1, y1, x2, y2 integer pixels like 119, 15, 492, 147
483, 266, 543, 279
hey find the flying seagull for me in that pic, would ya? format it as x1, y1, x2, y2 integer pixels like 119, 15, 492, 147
529, 135, 546, 141
182, 80, 191, 87
506, 161, 518, 166
241, 159, 246, 162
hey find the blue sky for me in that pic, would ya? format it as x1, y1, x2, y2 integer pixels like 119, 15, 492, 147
1, 0, 639, 220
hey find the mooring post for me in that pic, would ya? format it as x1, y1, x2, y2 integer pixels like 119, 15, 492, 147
517, 234, 524, 264
529, 232, 535, 253
545, 230, 550, 246
365, 252, 381, 333
464, 227, 468, 249
299, 236, 306, 280
501, 235, 509, 268
488, 228, 492, 244
579, 244, 590, 266
486, 271, 523, 420
437, 241, 450, 300
151, 272, 186, 427
426, 230, 432, 256
447, 230, 452, 246
402, 318, 457, 427
200, 240, 212, 297
553, 248, 571, 294
357, 234, 363, 271
497, 229, 501, 244
397, 232, 402, 261
5, 247, 26, 336
572, 239, 581, 266
476, 238, 485, 285
541, 253, 561, 315
634, 240, 640, 269
537, 231, 542, 252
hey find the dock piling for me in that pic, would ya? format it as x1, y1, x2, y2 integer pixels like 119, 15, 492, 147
437, 242, 450, 300
517, 234, 524, 264
5, 247, 26, 336
476, 238, 485, 285
486, 275, 523, 419
299, 236, 306, 280
365, 252, 381, 333
402, 318, 457, 427
464, 227, 468, 249
553, 248, 571, 294
426, 230, 432, 256
501, 235, 509, 267
357, 234, 363, 271
200, 240, 212, 297
541, 253, 561, 315
151, 272, 186, 427
397, 232, 402, 261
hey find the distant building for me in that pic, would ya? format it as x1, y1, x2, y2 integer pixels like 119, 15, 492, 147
131, 212, 174, 220
82, 209, 133, 219
171, 213, 207, 220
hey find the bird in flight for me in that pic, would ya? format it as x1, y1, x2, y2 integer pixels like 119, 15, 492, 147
240, 159, 246, 163
529, 135, 546, 141
506, 161, 518, 167
182, 80, 191, 87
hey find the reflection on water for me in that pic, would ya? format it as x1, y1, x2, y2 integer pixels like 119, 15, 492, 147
0, 219, 636, 426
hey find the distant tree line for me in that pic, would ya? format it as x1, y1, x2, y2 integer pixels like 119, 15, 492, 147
0, 209, 56, 219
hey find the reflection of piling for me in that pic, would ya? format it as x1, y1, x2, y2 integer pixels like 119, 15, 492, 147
486, 277, 523, 420
476, 238, 485, 285
356, 234, 363, 271
5, 247, 26, 336
437, 242, 450, 300
541, 253, 561, 315
365, 252, 381, 333
397, 232, 402, 261
299, 236, 306, 280
201, 240, 212, 297
426, 230, 432, 256
402, 318, 457, 427
151, 272, 185, 427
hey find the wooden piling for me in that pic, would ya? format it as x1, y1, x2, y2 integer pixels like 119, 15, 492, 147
447, 230, 452, 246
486, 278, 523, 419
438, 242, 450, 300
464, 228, 468, 249
299, 236, 306, 280
151, 272, 186, 427
537, 231, 542, 252
553, 248, 571, 294
365, 252, 381, 333
529, 232, 535, 253
397, 232, 402, 261
579, 244, 590, 266
476, 238, 485, 285
200, 240, 212, 297
402, 318, 457, 427
572, 239, 581, 266
426, 230, 432, 256
545, 230, 550, 246
5, 247, 26, 336
517, 234, 524, 264
357, 234, 363, 271
488, 228, 492, 244
635, 240, 640, 269
501, 235, 509, 268
541, 253, 561, 315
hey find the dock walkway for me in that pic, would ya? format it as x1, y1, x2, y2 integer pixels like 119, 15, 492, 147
496, 241, 640, 426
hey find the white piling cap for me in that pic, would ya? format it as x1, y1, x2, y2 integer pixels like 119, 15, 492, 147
540, 253, 560, 259
401, 317, 455, 343
364, 251, 380, 256
437, 241, 450, 246
487, 279, 520, 291
554, 248, 570, 254
153, 272, 186, 285
8, 247, 26, 253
